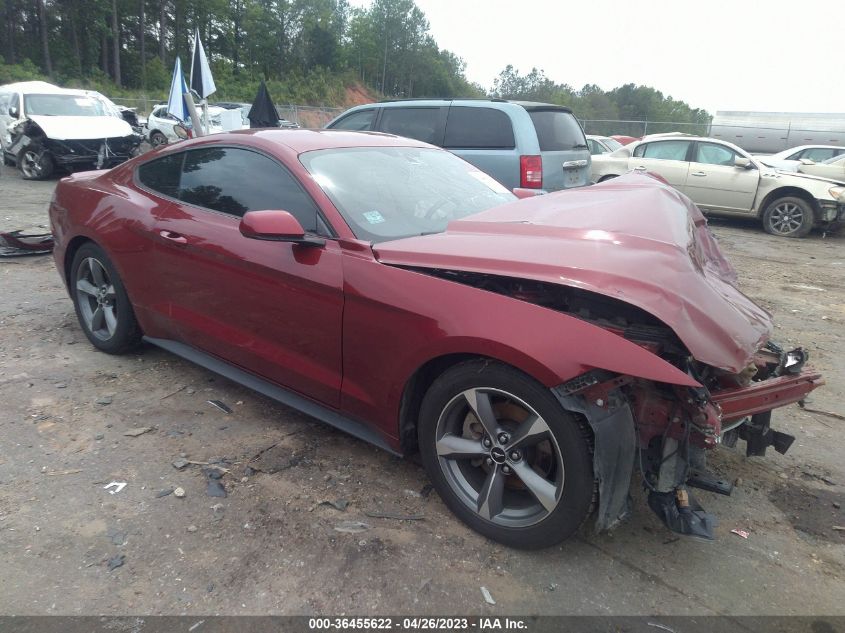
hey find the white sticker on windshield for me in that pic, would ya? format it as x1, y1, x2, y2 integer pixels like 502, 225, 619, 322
469, 171, 509, 194
363, 211, 386, 224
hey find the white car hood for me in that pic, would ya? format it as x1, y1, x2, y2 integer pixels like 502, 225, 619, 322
26, 115, 133, 140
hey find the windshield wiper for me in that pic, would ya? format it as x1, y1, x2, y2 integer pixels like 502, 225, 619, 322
572, 143, 588, 149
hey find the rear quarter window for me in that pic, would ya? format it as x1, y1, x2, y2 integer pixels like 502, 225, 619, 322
137, 153, 184, 199
527, 109, 586, 151
443, 107, 515, 149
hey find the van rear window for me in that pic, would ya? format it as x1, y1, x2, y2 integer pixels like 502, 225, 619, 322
528, 110, 586, 151
444, 107, 515, 149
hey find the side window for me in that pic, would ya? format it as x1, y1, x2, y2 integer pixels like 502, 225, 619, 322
587, 139, 603, 155
332, 109, 376, 131
800, 148, 837, 162
151, 106, 164, 118
694, 143, 737, 166
443, 107, 515, 149
137, 152, 184, 199
179, 147, 319, 231
636, 140, 690, 161
0, 94, 8, 113
379, 107, 441, 144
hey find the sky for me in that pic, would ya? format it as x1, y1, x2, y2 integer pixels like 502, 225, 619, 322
348, 0, 845, 115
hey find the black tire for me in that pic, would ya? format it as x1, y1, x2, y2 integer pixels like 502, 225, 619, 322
598, 174, 618, 182
70, 242, 142, 354
149, 131, 168, 147
18, 148, 54, 180
418, 360, 595, 549
762, 196, 814, 238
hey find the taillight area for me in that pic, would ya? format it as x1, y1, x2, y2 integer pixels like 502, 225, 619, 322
520, 155, 543, 189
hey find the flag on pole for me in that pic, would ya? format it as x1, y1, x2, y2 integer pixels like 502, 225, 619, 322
190, 28, 216, 99
166, 57, 190, 122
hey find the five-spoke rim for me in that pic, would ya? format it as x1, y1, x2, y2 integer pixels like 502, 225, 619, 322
769, 202, 805, 234
435, 387, 564, 528
75, 257, 118, 341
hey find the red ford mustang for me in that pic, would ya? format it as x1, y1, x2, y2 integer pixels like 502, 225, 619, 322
49, 130, 822, 548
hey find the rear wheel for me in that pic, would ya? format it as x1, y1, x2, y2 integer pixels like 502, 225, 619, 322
762, 196, 814, 238
70, 243, 142, 354
18, 148, 54, 180
418, 360, 595, 549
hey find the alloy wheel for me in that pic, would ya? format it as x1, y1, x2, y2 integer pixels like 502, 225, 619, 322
768, 202, 805, 235
434, 387, 564, 528
75, 257, 118, 341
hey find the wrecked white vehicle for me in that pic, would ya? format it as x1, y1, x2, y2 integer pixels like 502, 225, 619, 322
0, 81, 142, 180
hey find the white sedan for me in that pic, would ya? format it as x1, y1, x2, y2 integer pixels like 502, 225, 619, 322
797, 154, 845, 182
754, 145, 845, 171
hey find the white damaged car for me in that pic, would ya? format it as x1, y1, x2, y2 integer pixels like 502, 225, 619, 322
0, 81, 142, 180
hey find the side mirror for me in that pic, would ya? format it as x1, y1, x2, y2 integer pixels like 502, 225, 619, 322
9, 105, 19, 119
239, 210, 324, 246
798, 158, 816, 165
734, 157, 754, 169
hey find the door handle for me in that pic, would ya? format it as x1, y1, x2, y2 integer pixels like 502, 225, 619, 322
691, 171, 706, 177
159, 230, 187, 244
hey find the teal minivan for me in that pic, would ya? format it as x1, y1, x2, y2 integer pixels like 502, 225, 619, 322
325, 99, 591, 192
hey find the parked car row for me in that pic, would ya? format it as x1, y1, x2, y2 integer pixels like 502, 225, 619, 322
590, 135, 845, 237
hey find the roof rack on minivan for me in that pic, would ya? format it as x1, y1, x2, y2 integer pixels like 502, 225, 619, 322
377, 97, 509, 104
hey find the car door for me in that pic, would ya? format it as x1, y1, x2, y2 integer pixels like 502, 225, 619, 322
148, 146, 344, 407
629, 140, 692, 189
682, 142, 760, 214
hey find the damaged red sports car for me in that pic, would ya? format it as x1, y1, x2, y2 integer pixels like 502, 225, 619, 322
48, 130, 823, 548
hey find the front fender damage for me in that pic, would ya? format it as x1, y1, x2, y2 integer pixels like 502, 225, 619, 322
553, 381, 636, 532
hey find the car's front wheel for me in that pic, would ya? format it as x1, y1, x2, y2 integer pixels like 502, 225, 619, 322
418, 360, 595, 549
149, 130, 168, 147
70, 243, 142, 354
18, 148, 54, 180
762, 196, 814, 238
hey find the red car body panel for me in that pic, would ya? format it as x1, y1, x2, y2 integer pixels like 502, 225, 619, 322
48, 130, 820, 460
375, 177, 772, 374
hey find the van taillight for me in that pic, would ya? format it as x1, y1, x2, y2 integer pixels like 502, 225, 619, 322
520, 155, 543, 189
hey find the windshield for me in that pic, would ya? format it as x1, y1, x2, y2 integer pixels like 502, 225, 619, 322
300, 147, 516, 243
24, 94, 111, 117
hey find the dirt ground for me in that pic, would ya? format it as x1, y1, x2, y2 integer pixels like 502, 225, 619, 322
1, 162, 843, 616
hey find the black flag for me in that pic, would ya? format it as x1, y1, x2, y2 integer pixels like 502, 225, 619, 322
248, 81, 281, 129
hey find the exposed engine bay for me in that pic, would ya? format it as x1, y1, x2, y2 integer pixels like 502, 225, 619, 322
408, 267, 823, 540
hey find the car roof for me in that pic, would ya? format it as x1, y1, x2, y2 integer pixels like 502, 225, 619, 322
180, 128, 434, 154
0, 81, 94, 98
371, 98, 573, 113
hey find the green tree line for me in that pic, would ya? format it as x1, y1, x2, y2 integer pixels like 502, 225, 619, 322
1, 0, 710, 126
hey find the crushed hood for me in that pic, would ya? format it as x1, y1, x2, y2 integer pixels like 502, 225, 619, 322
25, 115, 133, 140
374, 174, 772, 374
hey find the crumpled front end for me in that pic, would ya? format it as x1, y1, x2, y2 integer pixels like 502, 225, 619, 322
8, 118, 142, 171
375, 173, 825, 540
